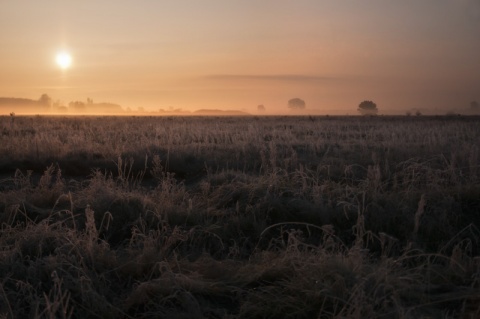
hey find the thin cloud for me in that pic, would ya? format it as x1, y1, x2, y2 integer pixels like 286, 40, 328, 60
203, 74, 339, 83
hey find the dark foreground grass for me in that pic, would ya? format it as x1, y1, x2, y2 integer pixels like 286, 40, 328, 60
0, 115, 479, 318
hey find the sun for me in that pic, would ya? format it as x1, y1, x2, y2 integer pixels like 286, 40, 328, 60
55, 51, 72, 69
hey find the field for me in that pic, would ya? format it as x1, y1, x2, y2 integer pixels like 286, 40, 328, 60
0, 115, 479, 318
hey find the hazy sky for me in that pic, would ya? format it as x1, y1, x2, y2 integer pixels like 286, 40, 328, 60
1, 0, 479, 114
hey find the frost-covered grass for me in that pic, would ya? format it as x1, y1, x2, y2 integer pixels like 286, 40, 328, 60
0, 115, 479, 318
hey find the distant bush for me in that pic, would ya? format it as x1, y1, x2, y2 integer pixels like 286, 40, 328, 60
357, 100, 378, 115
288, 98, 306, 110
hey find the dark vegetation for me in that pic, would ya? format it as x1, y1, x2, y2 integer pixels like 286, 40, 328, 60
287, 98, 306, 110
0, 115, 479, 318
0, 95, 124, 115
0, 95, 52, 114
357, 100, 378, 115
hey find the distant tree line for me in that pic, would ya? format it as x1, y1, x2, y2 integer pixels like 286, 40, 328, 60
0, 94, 52, 113
0, 94, 124, 114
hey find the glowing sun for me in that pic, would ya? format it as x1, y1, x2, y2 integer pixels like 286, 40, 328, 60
55, 52, 72, 69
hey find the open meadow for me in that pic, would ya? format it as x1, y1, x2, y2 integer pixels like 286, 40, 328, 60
0, 115, 479, 318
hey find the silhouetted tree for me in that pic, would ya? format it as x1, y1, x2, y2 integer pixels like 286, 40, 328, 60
53, 100, 62, 109
257, 104, 265, 112
358, 100, 378, 115
288, 98, 306, 110
69, 101, 86, 112
471, 100, 479, 110
38, 94, 52, 108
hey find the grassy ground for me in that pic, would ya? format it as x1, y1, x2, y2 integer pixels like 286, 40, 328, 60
0, 115, 479, 318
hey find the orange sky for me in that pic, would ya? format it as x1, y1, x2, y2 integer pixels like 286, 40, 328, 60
1, 1, 479, 114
